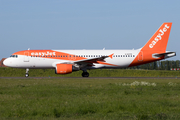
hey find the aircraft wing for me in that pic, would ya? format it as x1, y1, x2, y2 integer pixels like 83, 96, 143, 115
52, 54, 114, 68
74, 53, 114, 66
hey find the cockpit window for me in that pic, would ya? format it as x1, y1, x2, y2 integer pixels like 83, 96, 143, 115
10, 55, 18, 58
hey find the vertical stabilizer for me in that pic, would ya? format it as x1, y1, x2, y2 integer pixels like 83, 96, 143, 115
129, 23, 173, 67
141, 23, 172, 53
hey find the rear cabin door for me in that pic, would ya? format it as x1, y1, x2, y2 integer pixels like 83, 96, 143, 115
138, 51, 143, 61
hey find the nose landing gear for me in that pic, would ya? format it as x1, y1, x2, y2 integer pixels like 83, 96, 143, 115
25, 68, 29, 77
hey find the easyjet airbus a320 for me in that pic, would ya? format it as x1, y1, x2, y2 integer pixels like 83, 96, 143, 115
3, 23, 176, 77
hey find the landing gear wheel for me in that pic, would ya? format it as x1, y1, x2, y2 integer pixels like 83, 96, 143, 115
25, 73, 29, 77
25, 68, 29, 77
82, 72, 89, 77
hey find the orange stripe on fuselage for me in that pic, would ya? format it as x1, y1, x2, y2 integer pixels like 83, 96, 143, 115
97, 61, 118, 66
13, 50, 87, 61
129, 50, 164, 67
13, 50, 118, 66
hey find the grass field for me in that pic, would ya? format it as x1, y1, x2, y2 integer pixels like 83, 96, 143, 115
0, 78, 180, 119
1, 67, 180, 77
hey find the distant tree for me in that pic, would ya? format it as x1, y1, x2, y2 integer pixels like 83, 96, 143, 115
175, 60, 179, 68
128, 60, 179, 70
165, 61, 170, 70
154, 62, 158, 70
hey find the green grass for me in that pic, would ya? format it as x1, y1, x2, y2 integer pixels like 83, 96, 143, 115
1, 67, 180, 77
0, 78, 180, 119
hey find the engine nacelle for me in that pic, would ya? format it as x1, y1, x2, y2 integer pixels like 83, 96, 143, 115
55, 64, 73, 74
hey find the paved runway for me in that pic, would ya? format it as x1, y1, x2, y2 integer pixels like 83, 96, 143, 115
0, 77, 179, 79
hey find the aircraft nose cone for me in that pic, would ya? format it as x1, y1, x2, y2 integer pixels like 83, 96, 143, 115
3, 59, 10, 67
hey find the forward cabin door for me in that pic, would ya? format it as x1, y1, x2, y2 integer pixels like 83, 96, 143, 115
24, 52, 29, 62
138, 51, 143, 61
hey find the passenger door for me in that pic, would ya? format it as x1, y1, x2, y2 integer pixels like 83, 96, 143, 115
24, 52, 29, 62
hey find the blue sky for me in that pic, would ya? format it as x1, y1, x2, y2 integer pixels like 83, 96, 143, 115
0, 0, 180, 60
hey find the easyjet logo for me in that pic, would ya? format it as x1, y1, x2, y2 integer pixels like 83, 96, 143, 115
31, 51, 56, 56
149, 24, 170, 48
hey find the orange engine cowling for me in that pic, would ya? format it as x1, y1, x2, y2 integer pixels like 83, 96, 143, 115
55, 64, 73, 74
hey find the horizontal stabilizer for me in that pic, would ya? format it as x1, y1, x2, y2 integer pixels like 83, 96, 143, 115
153, 52, 176, 58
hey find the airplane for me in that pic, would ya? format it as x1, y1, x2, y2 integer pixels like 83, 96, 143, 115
3, 23, 176, 77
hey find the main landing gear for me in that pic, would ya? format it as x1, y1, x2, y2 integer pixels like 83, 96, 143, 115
25, 68, 29, 77
82, 70, 89, 77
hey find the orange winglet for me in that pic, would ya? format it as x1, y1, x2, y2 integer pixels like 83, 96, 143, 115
109, 53, 114, 59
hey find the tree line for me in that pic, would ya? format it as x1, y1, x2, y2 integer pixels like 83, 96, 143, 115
129, 60, 180, 70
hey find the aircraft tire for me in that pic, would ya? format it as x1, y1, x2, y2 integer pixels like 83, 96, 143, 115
25, 73, 29, 77
82, 72, 89, 77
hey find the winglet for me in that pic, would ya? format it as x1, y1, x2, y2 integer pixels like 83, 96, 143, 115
109, 53, 114, 59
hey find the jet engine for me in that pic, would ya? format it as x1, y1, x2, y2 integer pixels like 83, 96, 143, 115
55, 64, 73, 74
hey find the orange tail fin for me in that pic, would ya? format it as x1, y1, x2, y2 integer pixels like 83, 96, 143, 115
141, 23, 172, 53
129, 23, 173, 67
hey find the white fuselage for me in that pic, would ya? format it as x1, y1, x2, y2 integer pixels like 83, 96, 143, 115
4, 49, 141, 69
